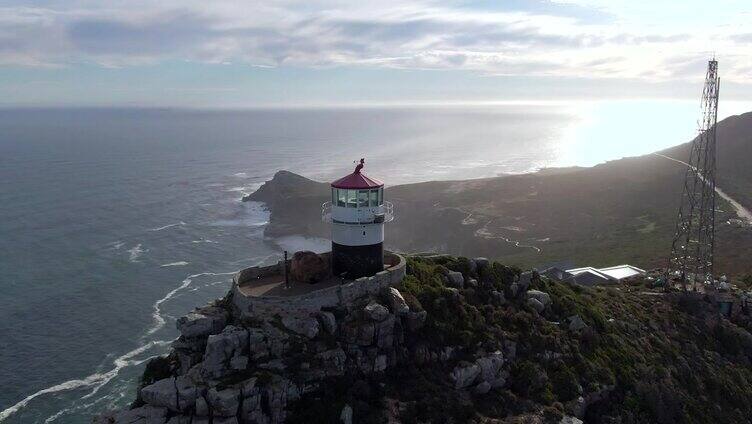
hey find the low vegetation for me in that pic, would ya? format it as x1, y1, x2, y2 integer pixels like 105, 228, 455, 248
289, 255, 752, 423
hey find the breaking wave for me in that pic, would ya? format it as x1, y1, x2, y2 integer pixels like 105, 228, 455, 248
127, 244, 146, 262
160, 261, 189, 267
145, 271, 235, 336
148, 222, 186, 232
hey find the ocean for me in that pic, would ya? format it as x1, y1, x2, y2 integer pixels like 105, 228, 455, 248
0, 102, 715, 422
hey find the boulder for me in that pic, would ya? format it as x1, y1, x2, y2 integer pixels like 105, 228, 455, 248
240, 393, 265, 423
290, 251, 328, 284
440, 346, 456, 362
489, 290, 506, 304
476, 351, 505, 382
568, 315, 587, 332
386, 287, 410, 315
509, 283, 520, 298
315, 311, 338, 334
560, 417, 584, 424
340, 404, 353, 424
231, 355, 249, 370
566, 396, 586, 418
315, 348, 347, 376
374, 355, 388, 372
466, 278, 478, 288
203, 326, 249, 378
112, 405, 168, 424
504, 340, 517, 361
364, 302, 389, 322
375, 315, 396, 348
474, 381, 491, 395
357, 322, 376, 345
195, 396, 209, 416
527, 297, 545, 313
281, 316, 320, 339
445, 287, 461, 300
451, 362, 481, 389
518, 271, 534, 291
446, 271, 465, 288
207, 387, 241, 417
490, 374, 508, 388
166, 415, 192, 424
176, 307, 227, 339
141, 378, 180, 412
473, 257, 489, 270
174, 376, 201, 412
248, 328, 270, 359
527, 290, 551, 307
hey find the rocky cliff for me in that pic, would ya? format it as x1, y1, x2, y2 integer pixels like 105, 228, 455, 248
98, 255, 752, 424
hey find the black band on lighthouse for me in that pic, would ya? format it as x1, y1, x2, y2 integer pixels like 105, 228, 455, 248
332, 241, 383, 279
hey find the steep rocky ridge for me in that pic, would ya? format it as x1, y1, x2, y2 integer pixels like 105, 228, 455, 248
99, 255, 752, 423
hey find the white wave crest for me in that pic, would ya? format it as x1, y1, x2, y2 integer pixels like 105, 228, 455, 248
160, 261, 189, 267
109, 241, 125, 250
145, 271, 235, 336
148, 222, 186, 232
127, 244, 146, 262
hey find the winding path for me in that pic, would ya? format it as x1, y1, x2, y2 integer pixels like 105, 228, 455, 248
454, 207, 542, 253
653, 153, 752, 224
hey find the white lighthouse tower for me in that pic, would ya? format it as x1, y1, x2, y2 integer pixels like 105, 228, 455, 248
322, 159, 394, 279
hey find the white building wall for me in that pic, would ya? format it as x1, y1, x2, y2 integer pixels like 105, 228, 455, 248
332, 222, 384, 246
331, 204, 384, 224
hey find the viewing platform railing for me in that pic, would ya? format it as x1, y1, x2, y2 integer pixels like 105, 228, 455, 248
321, 201, 394, 224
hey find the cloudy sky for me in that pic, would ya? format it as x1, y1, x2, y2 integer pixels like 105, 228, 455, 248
1, 0, 750, 107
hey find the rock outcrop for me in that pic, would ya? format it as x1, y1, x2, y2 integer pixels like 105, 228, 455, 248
289, 250, 328, 284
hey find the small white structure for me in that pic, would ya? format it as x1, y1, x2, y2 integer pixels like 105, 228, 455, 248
565, 264, 645, 286
597, 265, 645, 281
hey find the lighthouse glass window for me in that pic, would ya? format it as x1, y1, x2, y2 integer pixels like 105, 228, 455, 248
357, 190, 369, 207
369, 189, 379, 207
346, 190, 357, 208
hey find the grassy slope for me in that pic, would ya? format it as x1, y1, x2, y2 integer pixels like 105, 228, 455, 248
287, 256, 752, 423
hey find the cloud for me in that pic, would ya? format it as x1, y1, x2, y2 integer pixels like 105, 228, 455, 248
67, 11, 214, 56
0, 1, 749, 82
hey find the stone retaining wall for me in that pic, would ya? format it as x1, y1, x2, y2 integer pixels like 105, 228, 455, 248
231, 252, 406, 318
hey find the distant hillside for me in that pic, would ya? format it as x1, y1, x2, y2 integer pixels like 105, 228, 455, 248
662, 111, 752, 209
248, 112, 752, 277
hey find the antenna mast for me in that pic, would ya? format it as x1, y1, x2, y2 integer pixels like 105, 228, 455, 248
668, 59, 720, 291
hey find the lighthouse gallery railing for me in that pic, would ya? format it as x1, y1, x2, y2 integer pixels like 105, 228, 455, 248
321, 201, 393, 224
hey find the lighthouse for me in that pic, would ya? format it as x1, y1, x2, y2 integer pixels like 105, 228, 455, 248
322, 159, 394, 279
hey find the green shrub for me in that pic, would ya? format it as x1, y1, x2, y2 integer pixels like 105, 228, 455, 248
549, 365, 580, 402
511, 361, 548, 399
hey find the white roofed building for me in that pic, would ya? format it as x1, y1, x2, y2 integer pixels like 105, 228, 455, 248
563, 264, 646, 286
597, 265, 645, 281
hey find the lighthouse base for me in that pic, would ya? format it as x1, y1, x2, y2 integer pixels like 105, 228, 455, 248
332, 242, 383, 279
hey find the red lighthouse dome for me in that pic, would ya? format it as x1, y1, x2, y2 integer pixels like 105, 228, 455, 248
331, 159, 383, 189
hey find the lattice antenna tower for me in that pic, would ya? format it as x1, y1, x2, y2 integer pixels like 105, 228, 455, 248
668, 59, 720, 291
